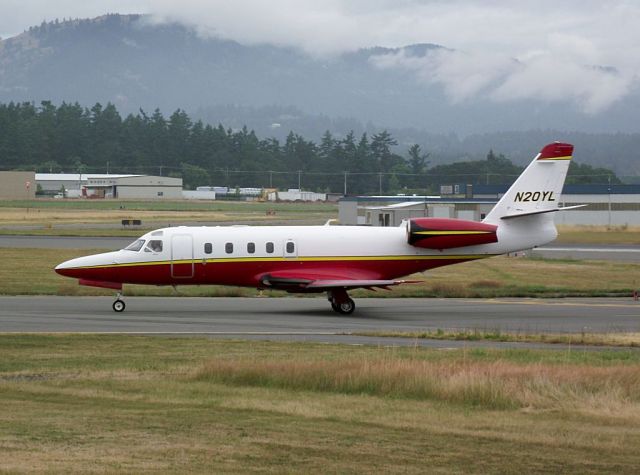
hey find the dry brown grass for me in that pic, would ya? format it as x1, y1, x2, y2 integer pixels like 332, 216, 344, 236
0, 200, 337, 228
192, 357, 640, 411
2, 336, 640, 473
357, 329, 640, 348
0, 207, 280, 226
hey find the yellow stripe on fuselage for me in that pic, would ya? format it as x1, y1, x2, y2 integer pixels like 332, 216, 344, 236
68, 254, 496, 270
413, 230, 492, 236
539, 155, 572, 161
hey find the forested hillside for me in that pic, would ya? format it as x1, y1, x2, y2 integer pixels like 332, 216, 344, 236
0, 101, 621, 193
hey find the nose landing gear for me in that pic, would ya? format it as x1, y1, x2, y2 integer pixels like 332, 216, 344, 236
328, 289, 355, 315
112, 292, 126, 312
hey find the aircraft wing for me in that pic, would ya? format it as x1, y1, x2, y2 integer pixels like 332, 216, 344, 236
259, 270, 417, 291
306, 279, 412, 290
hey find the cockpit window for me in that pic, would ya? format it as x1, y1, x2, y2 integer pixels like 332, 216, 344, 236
145, 240, 163, 253
124, 239, 145, 252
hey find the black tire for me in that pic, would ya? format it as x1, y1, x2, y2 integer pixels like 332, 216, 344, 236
330, 301, 340, 313
112, 299, 125, 312
337, 298, 355, 315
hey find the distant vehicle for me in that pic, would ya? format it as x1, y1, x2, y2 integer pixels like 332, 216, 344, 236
56, 143, 578, 314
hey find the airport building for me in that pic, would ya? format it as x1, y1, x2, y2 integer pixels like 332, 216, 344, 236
339, 184, 640, 227
35, 174, 183, 199
0, 171, 36, 199
85, 175, 182, 199
267, 189, 327, 202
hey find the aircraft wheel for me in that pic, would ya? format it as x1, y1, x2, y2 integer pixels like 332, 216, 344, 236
337, 298, 355, 315
112, 299, 126, 312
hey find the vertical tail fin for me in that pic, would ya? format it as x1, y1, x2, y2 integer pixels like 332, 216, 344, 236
482, 142, 573, 224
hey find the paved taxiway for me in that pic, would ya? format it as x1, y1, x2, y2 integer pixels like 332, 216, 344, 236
0, 235, 132, 249
530, 244, 640, 262
1, 296, 638, 349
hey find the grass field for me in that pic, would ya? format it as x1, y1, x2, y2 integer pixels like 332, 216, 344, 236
555, 225, 640, 245
1, 335, 639, 473
0, 199, 337, 230
1, 247, 638, 298
1, 199, 639, 245
0, 199, 336, 212
355, 329, 640, 347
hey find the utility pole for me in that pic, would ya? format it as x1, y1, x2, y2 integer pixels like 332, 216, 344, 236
269, 171, 273, 188
298, 170, 302, 190
343, 171, 348, 196
607, 174, 612, 229
378, 173, 383, 195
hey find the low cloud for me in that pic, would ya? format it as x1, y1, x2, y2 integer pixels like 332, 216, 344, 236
2, 0, 639, 113
491, 56, 632, 114
371, 48, 635, 114
371, 49, 515, 103
145, 0, 640, 114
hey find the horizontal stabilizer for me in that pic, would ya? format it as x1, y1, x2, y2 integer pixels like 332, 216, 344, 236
501, 204, 587, 220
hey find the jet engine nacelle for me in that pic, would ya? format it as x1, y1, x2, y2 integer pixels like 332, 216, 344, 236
407, 218, 498, 250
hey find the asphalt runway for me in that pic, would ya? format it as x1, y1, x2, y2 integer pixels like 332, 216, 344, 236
530, 244, 640, 262
2, 235, 638, 262
0, 235, 132, 249
1, 296, 638, 349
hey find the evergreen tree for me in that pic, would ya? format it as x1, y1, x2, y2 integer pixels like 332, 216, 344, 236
407, 143, 430, 190
0, 100, 626, 193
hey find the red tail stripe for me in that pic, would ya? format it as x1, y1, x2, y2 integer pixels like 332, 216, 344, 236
538, 142, 573, 159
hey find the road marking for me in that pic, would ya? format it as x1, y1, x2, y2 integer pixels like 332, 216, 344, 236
478, 299, 640, 309
539, 247, 640, 253
0, 331, 346, 335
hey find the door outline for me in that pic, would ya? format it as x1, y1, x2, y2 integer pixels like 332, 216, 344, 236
171, 234, 194, 278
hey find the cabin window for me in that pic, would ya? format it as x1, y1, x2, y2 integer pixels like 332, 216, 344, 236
247, 242, 255, 254
286, 241, 295, 254
123, 239, 145, 252
225, 242, 233, 254
144, 240, 163, 253
266, 242, 274, 254
204, 243, 212, 254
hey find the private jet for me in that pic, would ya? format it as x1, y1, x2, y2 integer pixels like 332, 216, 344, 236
55, 142, 577, 314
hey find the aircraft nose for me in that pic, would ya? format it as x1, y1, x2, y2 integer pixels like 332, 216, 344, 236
54, 252, 120, 280
55, 259, 74, 277
54, 255, 94, 277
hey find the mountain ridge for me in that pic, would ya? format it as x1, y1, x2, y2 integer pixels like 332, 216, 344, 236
1, 14, 639, 176
1, 14, 638, 136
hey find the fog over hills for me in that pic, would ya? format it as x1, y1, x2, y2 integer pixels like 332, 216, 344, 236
1, 14, 639, 176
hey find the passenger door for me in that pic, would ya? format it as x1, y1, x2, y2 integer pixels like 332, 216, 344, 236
171, 234, 194, 278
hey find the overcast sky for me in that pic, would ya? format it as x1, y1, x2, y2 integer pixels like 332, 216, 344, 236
1, 0, 638, 113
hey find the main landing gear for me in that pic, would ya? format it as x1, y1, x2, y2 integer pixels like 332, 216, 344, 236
328, 289, 355, 315
112, 293, 126, 312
